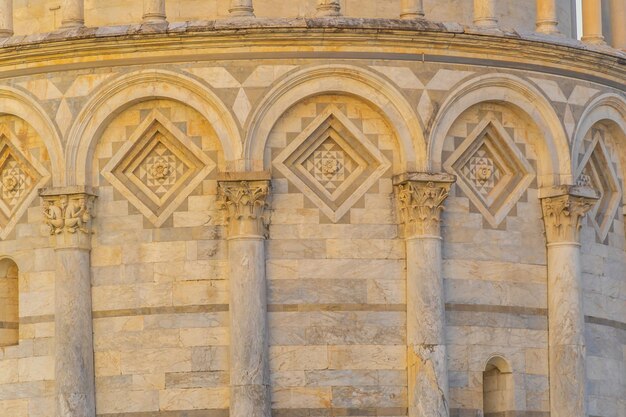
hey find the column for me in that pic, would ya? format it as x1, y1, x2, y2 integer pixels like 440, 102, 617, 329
609, 0, 625, 49
142, 0, 167, 24
394, 173, 456, 417
473, 0, 498, 28
0, 0, 13, 37
581, 0, 605, 44
400, 0, 424, 19
535, 0, 559, 34
229, 0, 255, 17
316, 0, 341, 17
540, 186, 599, 417
218, 175, 271, 417
40, 187, 97, 417
61, 0, 84, 29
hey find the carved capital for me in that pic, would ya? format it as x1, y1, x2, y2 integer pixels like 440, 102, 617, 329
393, 173, 456, 238
39, 187, 97, 250
218, 179, 271, 239
540, 186, 599, 244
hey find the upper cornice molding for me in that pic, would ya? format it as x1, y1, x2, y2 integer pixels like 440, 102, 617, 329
0, 18, 623, 88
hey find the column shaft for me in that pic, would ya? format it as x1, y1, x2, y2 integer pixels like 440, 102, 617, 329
61, 0, 84, 28
316, 0, 341, 17
400, 0, 424, 19
229, 0, 255, 17
395, 173, 455, 417
609, 0, 625, 49
581, 0, 605, 44
473, 0, 497, 27
0, 0, 13, 37
407, 237, 449, 416
228, 237, 270, 417
219, 178, 271, 417
55, 248, 96, 416
536, 0, 559, 34
540, 188, 598, 417
41, 188, 97, 417
142, 0, 167, 23
546, 243, 586, 417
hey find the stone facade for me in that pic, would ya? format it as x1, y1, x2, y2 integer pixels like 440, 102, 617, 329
0, 2, 624, 417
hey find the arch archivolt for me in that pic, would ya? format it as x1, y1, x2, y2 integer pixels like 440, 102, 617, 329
572, 93, 626, 169
244, 64, 426, 173
428, 73, 572, 187
0, 86, 64, 186
66, 69, 242, 186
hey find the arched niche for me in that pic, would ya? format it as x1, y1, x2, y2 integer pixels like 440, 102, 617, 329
429, 73, 571, 188
66, 69, 242, 187
482, 356, 515, 417
0, 258, 19, 347
245, 64, 425, 174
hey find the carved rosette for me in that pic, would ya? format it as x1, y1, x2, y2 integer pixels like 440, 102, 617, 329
541, 190, 598, 244
218, 180, 271, 239
394, 173, 456, 238
40, 188, 96, 249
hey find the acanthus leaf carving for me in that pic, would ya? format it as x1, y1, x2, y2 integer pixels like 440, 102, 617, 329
218, 180, 271, 239
394, 173, 455, 237
541, 191, 598, 244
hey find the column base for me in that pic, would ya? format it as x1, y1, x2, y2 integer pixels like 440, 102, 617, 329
536, 20, 560, 35
581, 35, 607, 45
60, 20, 85, 29
229, 7, 255, 17
142, 14, 167, 24
316, 7, 342, 17
0, 29, 12, 37
474, 18, 499, 28
400, 11, 425, 19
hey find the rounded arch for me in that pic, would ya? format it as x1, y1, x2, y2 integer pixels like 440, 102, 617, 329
428, 73, 571, 187
0, 256, 19, 348
244, 64, 426, 172
0, 86, 64, 186
66, 69, 242, 186
484, 354, 513, 373
572, 93, 626, 167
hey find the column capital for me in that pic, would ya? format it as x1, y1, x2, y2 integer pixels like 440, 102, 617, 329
40, 186, 97, 250
393, 172, 456, 238
539, 186, 599, 244
218, 172, 271, 239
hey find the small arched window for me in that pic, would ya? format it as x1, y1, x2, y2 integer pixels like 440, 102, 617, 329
482, 356, 515, 417
0, 258, 18, 347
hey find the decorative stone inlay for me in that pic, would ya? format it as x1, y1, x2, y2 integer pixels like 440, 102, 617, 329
274, 106, 391, 222
540, 186, 599, 244
394, 172, 456, 237
575, 131, 622, 240
218, 178, 271, 238
461, 145, 502, 197
40, 187, 97, 249
444, 116, 535, 227
102, 110, 215, 227
0, 128, 50, 239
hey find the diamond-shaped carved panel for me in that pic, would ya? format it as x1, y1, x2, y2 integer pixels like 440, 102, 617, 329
0, 127, 50, 239
444, 116, 535, 227
275, 106, 391, 222
576, 131, 622, 241
102, 110, 216, 227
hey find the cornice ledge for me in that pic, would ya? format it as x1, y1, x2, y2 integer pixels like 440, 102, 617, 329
0, 17, 624, 60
